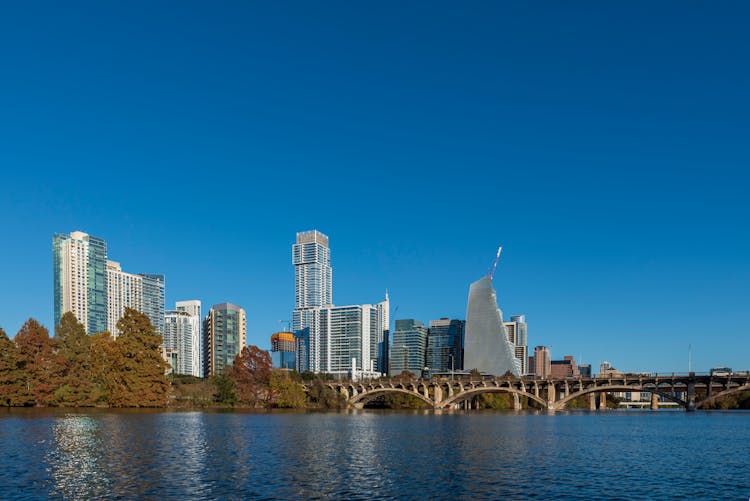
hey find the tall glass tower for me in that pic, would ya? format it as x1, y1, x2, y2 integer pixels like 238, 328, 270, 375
53, 231, 108, 334
204, 303, 247, 376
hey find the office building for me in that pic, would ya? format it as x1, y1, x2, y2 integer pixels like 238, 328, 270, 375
164, 310, 194, 376
205, 303, 247, 376
271, 331, 297, 370
140, 274, 165, 336
533, 346, 551, 377
426, 318, 464, 374
579, 364, 592, 378
176, 300, 203, 378
550, 355, 580, 378
504, 315, 528, 375
390, 319, 429, 377
463, 276, 521, 376
53, 231, 108, 334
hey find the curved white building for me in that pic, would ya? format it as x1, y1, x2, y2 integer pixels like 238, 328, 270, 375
463, 276, 521, 377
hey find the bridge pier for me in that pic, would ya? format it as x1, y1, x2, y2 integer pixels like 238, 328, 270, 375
513, 392, 521, 410
686, 381, 696, 412
546, 384, 556, 410
651, 392, 659, 410
433, 385, 442, 405
589, 393, 596, 410
599, 391, 607, 410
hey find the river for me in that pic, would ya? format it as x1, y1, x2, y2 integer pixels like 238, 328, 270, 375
1, 409, 748, 499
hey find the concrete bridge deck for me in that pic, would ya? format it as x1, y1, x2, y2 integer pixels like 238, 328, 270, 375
301, 373, 750, 411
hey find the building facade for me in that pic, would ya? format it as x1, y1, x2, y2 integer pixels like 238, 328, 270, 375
205, 303, 247, 377
533, 346, 551, 377
176, 300, 202, 378
53, 231, 108, 334
290, 230, 388, 377
463, 276, 521, 376
164, 310, 194, 376
271, 331, 297, 370
105, 261, 165, 338
504, 315, 528, 375
390, 319, 429, 377
550, 355, 581, 378
426, 318, 464, 374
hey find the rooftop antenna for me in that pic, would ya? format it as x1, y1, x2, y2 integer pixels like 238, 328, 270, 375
490, 246, 503, 281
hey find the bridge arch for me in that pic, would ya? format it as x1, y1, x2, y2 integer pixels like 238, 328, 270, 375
696, 382, 750, 409
438, 386, 548, 409
348, 387, 435, 408
553, 384, 687, 410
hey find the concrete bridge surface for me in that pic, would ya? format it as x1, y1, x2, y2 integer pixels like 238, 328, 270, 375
301, 373, 750, 411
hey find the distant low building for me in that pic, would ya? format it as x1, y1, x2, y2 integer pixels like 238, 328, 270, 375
578, 364, 592, 378
550, 355, 580, 378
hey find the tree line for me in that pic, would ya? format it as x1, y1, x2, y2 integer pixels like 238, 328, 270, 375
0, 308, 345, 409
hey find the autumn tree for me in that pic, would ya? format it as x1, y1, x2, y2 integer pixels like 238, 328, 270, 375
108, 308, 169, 407
230, 345, 272, 407
15, 319, 62, 406
53, 312, 95, 406
0, 327, 26, 406
89, 331, 120, 405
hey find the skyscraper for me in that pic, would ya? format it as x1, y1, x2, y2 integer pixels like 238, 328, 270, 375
105, 261, 165, 338
205, 303, 247, 376
53, 231, 108, 334
176, 300, 202, 378
140, 274, 166, 337
164, 310, 194, 376
426, 318, 464, 373
291, 230, 388, 376
390, 319, 429, 377
292, 230, 332, 373
463, 276, 521, 376
504, 315, 529, 375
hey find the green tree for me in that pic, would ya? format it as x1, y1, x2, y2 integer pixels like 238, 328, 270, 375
109, 308, 170, 407
89, 331, 120, 405
269, 370, 307, 408
307, 379, 346, 409
53, 312, 95, 406
230, 345, 272, 407
15, 319, 62, 406
0, 327, 26, 406
212, 372, 237, 405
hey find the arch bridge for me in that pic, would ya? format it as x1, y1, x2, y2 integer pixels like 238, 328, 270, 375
302, 373, 750, 411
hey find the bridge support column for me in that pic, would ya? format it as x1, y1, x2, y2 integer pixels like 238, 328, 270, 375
513, 392, 521, 410
686, 381, 696, 412
546, 384, 556, 410
599, 391, 607, 410
650, 393, 659, 410
589, 393, 596, 410
340, 387, 350, 400
423, 385, 429, 400
433, 385, 442, 406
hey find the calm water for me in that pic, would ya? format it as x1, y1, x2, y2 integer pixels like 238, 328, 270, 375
0, 408, 748, 500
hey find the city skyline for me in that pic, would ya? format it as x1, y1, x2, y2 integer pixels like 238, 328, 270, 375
1, 3, 748, 373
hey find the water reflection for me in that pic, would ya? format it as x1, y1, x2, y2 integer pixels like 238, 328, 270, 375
48, 414, 110, 499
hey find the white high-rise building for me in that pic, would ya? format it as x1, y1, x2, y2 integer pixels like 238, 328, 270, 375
176, 300, 203, 378
164, 310, 193, 376
106, 261, 143, 337
105, 260, 165, 338
53, 231, 108, 334
292, 230, 332, 373
291, 230, 388, 377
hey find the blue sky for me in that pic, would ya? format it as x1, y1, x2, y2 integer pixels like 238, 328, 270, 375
1, 2, 748, 373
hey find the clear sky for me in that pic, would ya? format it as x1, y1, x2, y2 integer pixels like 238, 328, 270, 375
1, 2, 748, 373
